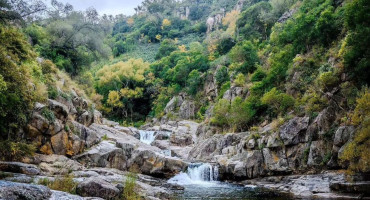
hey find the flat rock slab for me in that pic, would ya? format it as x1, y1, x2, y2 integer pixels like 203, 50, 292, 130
0, 181, 52, 200
0, 162, 41, 175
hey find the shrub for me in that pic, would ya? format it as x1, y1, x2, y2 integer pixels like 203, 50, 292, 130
215, 66, 229, 87
234, 73, 245, 87
251, 68, 267, 82
340, 88, 370, 173
318, 71, 339, 91
261, 87, 295, 115
123, 173, 140, 200
229, 41, 259, 74
40, 174, 77, 194
218, 81, 231, 99
0, 141, 35, 161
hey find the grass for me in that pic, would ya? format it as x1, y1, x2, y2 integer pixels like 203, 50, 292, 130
123, 173, 140, 200
39, 174, 77, 194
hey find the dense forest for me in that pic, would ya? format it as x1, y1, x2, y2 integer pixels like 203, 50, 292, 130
0, 0, 369, 184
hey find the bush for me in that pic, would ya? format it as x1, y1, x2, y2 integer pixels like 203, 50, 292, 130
340, 88, 370, 173
123, 173, 140, 200
215, 66, 229, 87
39, 174, 77, 194
318, 71, 339, 91
261, 87, 295, 115
229, 41, 259, 74
0, 141, 35, 161
234, 73, 245, 87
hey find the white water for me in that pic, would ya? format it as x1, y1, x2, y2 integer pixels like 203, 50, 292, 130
168, 163, 219, 185
139, 130, 156, 145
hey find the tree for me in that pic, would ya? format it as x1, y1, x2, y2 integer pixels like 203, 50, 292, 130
155, 39, 177, 60
187, 70, 202, 96
229, 41, 259, 74
261, 87, 295, 115
215, 66, 229, 87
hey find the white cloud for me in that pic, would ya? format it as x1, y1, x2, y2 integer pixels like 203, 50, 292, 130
52, 0, 144, 16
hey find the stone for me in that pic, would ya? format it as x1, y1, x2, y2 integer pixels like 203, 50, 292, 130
102, 118, 119, 127
29, 113, 49, 133
0, 181, 51, 200
40, 142, 53, 155
223, 87, 244, 101
266, 132, 282, 148
37, 154, 83, 175
78, 111, 93, 126
75, 141, 127, 170
48, 99, 69, 120
333, 126, 354, 147
307, 141, 326, 166
71, 121, 100, 148
51, 131, 69, 155
286, 143, 310, 169
279, 117, 309, 146
93, 110, 103, 124
178, 100, 195, 119
0, 162, 41, 175
246, 139, 256, 149
306, 104, 337, 141
76, 178, 120, 199
170, 134, 193, 146
164, 96, 184, 114
262, 148, 289, 172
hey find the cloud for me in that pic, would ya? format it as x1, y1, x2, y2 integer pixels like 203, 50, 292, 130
53, 0, 144, 16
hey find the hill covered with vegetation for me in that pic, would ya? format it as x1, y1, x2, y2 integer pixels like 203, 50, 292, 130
0, 0, 369, 180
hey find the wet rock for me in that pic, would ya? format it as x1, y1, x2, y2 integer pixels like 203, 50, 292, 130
330, 181, 370, 195
0, 162, 41, 175
0, 181, 51, 200
76, 178, 120, 199
279, 117, 309, 146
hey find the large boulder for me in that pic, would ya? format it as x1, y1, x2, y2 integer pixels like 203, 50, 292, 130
307, 141, 326, 166
179, 100, 196, 119
50, 131, 69, 155
76, 178, 120, 199
0, 162, 41, 175
164, 96, 184, 114
279, 117, 310, 146
0, 181, 52, 200
47, 99, 69, 120
36, 154, 83, 175
262, 148, 290, 173
71, 121, 100, 148
75, 141, 128, 171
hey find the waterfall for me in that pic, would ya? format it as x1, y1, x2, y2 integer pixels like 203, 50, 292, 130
139, 130, 156, 145
168, 163, 219, 185
139, 130, 172, 145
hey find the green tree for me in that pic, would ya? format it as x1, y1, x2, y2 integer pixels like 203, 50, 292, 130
187, 70, 202, 96
229, 41, 259, 74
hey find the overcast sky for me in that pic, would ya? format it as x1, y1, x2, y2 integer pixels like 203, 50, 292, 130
52, 0, 144, 16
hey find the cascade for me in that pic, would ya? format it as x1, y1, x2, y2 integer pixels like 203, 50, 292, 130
168, 163, 219, 185
139, 130, 156, 145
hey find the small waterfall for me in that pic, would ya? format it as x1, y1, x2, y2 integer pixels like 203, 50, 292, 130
139, 130, 172, 145
139, 130, 156, 145
168, 163, 219, 185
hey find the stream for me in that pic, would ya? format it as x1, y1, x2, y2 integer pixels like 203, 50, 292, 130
139, 131, 292, 200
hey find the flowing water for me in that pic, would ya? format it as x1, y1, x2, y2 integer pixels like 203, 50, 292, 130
139, 130, 157, 145
168, 163, 292, 200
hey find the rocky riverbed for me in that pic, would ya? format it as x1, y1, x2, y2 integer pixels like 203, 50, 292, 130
0, 92, 369, 199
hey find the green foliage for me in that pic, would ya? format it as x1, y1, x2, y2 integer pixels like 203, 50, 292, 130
234, 73, 245, 87
215, 66, 229, 87
229, 41, 259, 74
123, 173, 140, 200
261, 88, 295, 116
40, 174, 77, 194
41, 108, 56, 123
218, 81, 231, 99
155, 39, 177, 60
211, 97, 256, 131
217, 37, 235, 55
340, 88, 370, 173
0, 140, 36, 161
0, 26, 37, 137
342, 0, 370, 85
251, 67, 267, 82
318, 71, 339, 91
187, 70, 202, 96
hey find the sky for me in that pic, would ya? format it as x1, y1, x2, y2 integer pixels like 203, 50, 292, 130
52, 0, 144, 16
